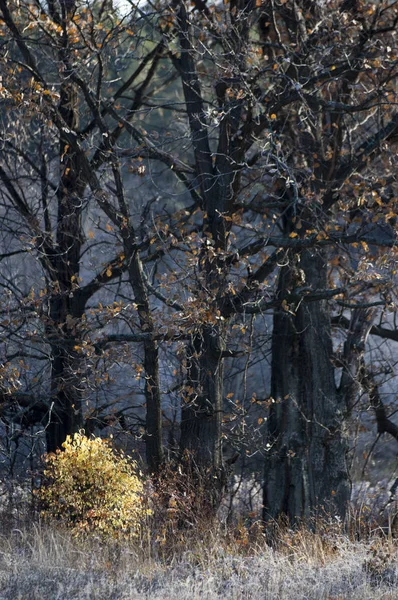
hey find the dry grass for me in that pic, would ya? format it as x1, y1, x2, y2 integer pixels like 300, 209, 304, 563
0, 518, 397, 599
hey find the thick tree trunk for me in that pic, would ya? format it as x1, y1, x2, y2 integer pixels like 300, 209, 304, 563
179, 326, 225, 509
263, 249, 350, 522
180, 327, 224, 470
46, 266, 85, 452
46, 290, 85, 452
46, 69, 84, 451
142, 336, 163, 472
47, 343, 83, 452
175, 0, 247, 482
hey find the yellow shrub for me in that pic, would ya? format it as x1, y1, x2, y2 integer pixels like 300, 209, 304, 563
38, 432, 150, 538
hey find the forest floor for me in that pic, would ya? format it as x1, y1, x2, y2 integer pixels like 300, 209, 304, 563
0, 519, 397, 599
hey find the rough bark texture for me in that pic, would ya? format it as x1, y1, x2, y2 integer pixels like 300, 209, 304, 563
175, 0, 249, 477
263, 249, 350, 522
46, 74, 84, 451
46, 300, 84, 452
176, 1, 227, 476
180, 328, 224, 469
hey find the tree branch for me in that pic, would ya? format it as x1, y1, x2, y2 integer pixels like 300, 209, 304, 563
338, 308, 375, 412
332, 315, 398, 344
362, 369, 398, 442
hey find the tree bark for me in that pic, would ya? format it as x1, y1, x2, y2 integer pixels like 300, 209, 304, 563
180, 327, 224, 470
175, 0, 249, 477
47, 339, 83, 452
126, 250, 163, 473
46, 50, 84, 450
263, 249, 351, 522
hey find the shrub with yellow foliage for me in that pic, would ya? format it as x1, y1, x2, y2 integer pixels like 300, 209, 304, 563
38, 432, 150, 539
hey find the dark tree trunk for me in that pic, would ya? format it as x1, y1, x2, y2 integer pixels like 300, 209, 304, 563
47, 342, 83, 452
263, 249, 351, 522
46, 281, 86, 452
46, 192, 85, 452
46, 65, 84, 451
174, 0, 248, 484
128, 254, 163, 473
180, 327, 224, 470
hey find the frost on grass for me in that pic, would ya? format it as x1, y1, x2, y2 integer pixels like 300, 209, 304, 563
0, 527, 397, 599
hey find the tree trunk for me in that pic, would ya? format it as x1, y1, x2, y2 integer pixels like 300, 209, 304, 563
180, 327, 224, 470
94, 145, 164, 472
46, 262, 85, 452
263, 249, 350, 522
124, 245, 163, 473
46, 286, 85, 452
179, 326, 225, 509
47, 342, 83, 452
46, 70, 84, 451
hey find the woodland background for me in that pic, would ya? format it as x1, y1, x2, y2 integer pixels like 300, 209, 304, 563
0, 0, 398, 544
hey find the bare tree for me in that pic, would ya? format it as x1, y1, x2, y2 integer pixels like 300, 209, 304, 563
1, 0, 398, 521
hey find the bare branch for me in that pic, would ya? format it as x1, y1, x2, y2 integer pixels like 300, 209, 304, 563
338, 309, 375, 412
362, 370, 398, 442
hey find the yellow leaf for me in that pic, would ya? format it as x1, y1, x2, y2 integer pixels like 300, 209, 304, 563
106, 268, 112, 277
289, 232, 298, 238
361, 241, 369, 252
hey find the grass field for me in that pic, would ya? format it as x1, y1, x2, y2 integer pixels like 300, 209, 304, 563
0, 520, 397, 599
